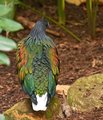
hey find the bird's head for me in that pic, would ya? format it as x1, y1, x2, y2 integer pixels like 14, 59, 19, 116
30, 18, 49, 38
35, 18, 49, 32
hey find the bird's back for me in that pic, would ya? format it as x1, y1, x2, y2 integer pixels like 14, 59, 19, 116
16, 19, 60, 111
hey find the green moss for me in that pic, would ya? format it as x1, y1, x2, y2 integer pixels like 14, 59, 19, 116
45, 96, 61, 120
67, 73, 103, 112
46, 109, 52, 119
4, 97, 61, 120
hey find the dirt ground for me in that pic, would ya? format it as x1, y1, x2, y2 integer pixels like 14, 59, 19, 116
0, 1, 103, 120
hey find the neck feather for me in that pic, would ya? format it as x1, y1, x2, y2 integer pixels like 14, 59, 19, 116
30, 25, 46, 39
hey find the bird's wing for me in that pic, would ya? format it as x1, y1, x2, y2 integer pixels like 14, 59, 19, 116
16, 40, 31, 82
46, 46, 60, 81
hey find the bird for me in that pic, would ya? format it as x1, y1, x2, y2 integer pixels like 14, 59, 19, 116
16, 18, 60, 111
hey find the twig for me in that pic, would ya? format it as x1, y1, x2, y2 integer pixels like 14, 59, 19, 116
16, 16, 60, 37
46, 29, 60, 37
85, 69, 103, 77
16, 16, 33, 29
62, 91, 72, 118
19, 2, 81, 41
56, 85, 72, 118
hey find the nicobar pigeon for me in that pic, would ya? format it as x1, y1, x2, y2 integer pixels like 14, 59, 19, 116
16, 18, 60, 111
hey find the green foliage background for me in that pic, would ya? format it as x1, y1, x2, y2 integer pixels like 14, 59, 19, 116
0, 0, 23, 66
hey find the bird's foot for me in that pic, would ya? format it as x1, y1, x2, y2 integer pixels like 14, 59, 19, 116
31, 94, 37, 105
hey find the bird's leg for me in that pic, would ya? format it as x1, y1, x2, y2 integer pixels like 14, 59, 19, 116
30, 92, 37, 105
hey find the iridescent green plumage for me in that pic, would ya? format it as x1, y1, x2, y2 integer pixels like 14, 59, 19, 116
16, 19, 60, 111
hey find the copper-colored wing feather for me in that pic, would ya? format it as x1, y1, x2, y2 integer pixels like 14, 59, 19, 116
47, 47, 60, 77
16, 41, 29, 81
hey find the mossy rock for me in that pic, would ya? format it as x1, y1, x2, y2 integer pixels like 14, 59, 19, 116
67, 74, 103, 112
4, 96, 61, 120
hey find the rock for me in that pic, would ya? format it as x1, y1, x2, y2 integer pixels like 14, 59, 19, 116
4, 96, 61, 120
56, 85, 70, 95
67, 74, 103, 112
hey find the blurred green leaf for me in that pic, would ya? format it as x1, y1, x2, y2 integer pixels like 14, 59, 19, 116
0, 28, 2, 33
0, 35, 17, 51
0, 4, 11, 17
0, 0, 14, 4
0, 52, 10, 66
0, 0, 19, 4
0, 114, 5, 120
0, 17, 23, 32
0, 0, 21, 19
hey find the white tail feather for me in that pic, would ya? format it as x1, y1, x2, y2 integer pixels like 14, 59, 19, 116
32, 92, 47, 111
